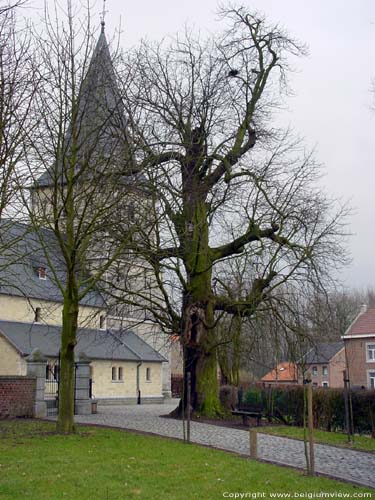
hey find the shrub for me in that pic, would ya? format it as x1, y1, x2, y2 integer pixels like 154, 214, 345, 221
243, 384, 375, 435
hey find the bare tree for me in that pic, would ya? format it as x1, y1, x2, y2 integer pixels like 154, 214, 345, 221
23, 1, 135, 433
116, 6, 349, 416
0, 1, 38, 285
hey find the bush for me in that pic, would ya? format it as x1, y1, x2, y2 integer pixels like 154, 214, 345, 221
244, 387, 263, 405
243, 384, 375, 435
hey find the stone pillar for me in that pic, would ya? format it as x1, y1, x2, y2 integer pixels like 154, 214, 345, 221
26, 348, 47, 418
74, 352, 92, 415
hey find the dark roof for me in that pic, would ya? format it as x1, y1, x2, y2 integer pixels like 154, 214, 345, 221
35, 29, 132, 188
344, 307, 375, 337
302, 342, 344, 364
0, 319, 166, 362
0, 220, 106, 308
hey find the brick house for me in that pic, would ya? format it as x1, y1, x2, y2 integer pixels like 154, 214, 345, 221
260, 362, 299, 385
299, 342, 346, 388
342, 305, 375, 389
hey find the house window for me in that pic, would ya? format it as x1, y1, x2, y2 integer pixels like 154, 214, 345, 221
368, 372, 375, 389
99, 315, 106, 330
366, 344, 375, 362
111, 366, 123, 382
34, 307, 41, 323
38, 266, 46, 280
312, 366, 318, 376
322, 366, 328, 376
146, 367, 151, 382
322, 381, 329, 388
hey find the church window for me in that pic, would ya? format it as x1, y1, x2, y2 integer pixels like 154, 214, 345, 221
34, 307, 41, 323
38, 266, 46, 279
128, 202, 135, 221
99, 315, 106, 329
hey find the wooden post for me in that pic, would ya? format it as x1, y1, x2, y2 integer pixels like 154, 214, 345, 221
343, 370, 351, 443
307, 377, 314, 475
186, 371, 191, 444
249, 428, 257, 459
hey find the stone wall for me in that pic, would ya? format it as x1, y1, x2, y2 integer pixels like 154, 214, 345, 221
0, 294, 104, 329
91, 359, 163, 400
0, 376, 36, 418
0, 334, 26, 376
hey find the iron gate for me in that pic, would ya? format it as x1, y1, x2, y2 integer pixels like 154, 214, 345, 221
45, 357, 93, 416
45, 358, 60, 416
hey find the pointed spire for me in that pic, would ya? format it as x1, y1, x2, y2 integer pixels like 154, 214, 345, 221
100, 0, 107, 34
35, 14, 129, 188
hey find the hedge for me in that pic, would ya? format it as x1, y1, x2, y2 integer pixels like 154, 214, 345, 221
243, 385, 375, 435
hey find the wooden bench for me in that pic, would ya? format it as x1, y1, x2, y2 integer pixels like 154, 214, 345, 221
232, 403, 263, 426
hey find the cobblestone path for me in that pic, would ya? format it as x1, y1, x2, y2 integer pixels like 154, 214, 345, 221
74, 400, 375, 489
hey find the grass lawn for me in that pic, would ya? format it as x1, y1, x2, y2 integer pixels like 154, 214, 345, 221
259, 426, 375, 452
0, 421, 373, 499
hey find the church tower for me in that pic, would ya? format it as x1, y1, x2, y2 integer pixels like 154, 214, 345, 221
31, 22, 172, 399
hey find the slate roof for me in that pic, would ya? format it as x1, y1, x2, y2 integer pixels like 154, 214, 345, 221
35, 28, 133, 188
302, 342, 344, 364
0, 319, 166, 362
261, 362, 298, 382
0, 220, 106, 308
344, 307, 375, 336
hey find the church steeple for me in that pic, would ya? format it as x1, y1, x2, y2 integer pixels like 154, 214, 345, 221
100, 0, 107, 34
35, 19, 128, 187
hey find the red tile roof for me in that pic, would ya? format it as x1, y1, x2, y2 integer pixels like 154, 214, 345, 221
261, 362, 298, 382
345, 307, 375, 336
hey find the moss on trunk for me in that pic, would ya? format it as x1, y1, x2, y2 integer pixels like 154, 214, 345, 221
56, 294, 78, 434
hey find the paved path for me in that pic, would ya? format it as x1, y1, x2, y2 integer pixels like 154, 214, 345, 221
74, 400, 375, 489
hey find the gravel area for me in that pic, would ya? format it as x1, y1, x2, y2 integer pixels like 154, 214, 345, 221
73, 399, 375, 489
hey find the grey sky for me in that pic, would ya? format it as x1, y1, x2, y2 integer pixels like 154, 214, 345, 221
30, 0, 375, 290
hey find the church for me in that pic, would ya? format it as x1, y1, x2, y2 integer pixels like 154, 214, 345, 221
0, 23, 172, 404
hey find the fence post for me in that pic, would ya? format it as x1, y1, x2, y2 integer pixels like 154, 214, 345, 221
249, 428, 258, 459
26, 348, 47, 418
306, 374, 315, 475
186, 371, 191, 443
74, 352, 92, 415
343, 370, 352, 443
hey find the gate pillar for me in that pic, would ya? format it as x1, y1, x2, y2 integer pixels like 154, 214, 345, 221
75, 352, 92, 415
26, 348, 47, 418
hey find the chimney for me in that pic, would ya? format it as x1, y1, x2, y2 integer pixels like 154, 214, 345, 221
360, 304, 368, 314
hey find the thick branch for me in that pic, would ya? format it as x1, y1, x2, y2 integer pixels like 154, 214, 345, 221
214, 270, 277, 316
211, 221, 296, 262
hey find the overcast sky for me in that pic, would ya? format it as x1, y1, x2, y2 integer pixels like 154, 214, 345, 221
29, 0, 375, 290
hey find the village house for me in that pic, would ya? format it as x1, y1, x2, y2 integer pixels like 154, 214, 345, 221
342, 305, 375, 389
299, 342, 346, 388
260, 362, 299, 385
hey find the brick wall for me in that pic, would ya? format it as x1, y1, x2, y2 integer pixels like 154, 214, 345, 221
329, 348, 346, 388
0, 376, 36, 419
345, 338, 375, 388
